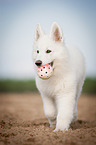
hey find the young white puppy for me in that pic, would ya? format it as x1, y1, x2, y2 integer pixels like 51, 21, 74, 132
32, 22, 85, 131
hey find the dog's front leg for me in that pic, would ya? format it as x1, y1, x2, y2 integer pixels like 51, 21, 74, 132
42, 96, 56, 127
54, 92, 76, 132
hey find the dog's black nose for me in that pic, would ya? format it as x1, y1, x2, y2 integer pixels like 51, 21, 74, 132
35, 60, 42, 66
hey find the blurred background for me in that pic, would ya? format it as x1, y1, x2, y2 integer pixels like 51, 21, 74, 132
0, 0, 96, 93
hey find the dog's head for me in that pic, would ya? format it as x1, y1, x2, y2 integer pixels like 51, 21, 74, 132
32, 22, 67, 79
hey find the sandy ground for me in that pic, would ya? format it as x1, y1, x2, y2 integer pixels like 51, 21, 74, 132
0, 93, 96, 145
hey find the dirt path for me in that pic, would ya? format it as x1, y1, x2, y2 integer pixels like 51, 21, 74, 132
0, 93, 96, 145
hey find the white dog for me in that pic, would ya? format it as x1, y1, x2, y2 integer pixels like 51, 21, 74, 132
32, 22, 85, 131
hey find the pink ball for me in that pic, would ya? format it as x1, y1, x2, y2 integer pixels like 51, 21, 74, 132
37, 64, 53, 79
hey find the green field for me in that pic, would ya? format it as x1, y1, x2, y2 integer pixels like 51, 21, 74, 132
0, 78, 96, 94
0, 80, 37, 93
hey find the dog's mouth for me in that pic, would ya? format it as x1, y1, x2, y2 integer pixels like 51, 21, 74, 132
37, 61, 54, 68
48, 61, 54, 67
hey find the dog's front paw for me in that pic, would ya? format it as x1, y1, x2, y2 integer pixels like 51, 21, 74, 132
54, 117, 70, 132
53, 125, 69, 132
53, 127, 68, 132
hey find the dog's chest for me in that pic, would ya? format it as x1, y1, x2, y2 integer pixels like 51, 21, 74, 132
36, 76, 63, 97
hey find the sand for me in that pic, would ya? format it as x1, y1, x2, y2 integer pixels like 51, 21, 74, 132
0, 93, 96, 145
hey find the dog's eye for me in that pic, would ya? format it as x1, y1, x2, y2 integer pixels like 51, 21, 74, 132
46, 50, 52, 53
37, 50, 39, 54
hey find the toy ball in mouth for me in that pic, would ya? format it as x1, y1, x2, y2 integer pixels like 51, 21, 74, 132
37, 63, 53, 79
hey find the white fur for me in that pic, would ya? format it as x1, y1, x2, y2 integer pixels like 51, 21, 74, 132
32, 22, 86, 131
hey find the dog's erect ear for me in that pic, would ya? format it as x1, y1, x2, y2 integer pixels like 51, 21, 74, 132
35, 24, 44, 41
50, 22, 64, 42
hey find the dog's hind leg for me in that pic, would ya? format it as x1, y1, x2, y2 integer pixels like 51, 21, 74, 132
72, 101, 77, 122
72, 76, 85, 122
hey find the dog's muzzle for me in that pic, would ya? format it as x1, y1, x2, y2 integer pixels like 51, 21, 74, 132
35, 60, 42, 66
